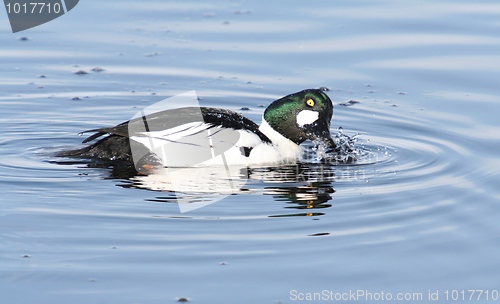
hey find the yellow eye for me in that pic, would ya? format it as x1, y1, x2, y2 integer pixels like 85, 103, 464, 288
306, 99, 315, 107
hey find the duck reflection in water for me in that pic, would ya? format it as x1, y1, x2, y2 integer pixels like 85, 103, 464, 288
116, 163, 336, 216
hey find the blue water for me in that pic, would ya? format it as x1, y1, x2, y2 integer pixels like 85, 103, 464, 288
1, 1, 500, 303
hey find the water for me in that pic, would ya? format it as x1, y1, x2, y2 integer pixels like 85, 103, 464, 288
1, 1, 500, 303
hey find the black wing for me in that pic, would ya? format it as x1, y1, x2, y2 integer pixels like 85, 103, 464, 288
80, 107, 271, 144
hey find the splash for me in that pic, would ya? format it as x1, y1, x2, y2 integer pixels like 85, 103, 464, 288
307, 127, 362, 164
332, 126, 359, 163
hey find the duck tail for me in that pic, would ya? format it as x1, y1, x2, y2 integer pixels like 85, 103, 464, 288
56, 135, 133, 162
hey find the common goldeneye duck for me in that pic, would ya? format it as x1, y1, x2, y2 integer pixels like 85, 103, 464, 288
58, 89, 335, 171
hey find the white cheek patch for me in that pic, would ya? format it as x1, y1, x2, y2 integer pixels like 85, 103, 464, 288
296, 110, 319, 127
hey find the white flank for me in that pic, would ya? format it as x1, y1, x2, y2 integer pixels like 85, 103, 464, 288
130, 118, 305, 166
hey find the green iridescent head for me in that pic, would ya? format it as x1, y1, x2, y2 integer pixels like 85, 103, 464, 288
264, 88, 335, 149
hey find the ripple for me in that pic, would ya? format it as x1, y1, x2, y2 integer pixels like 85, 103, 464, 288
0, 90, 495, 237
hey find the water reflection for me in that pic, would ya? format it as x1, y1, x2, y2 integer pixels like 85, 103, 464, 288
118, 163, 337, 216
141, 182, 335, 218
51, 125, 366, 213
250, 165, 336, 217
265, 182, 334, 218
51, 134, 381, 215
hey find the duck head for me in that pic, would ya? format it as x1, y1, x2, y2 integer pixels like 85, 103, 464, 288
263, 88, 336, 151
